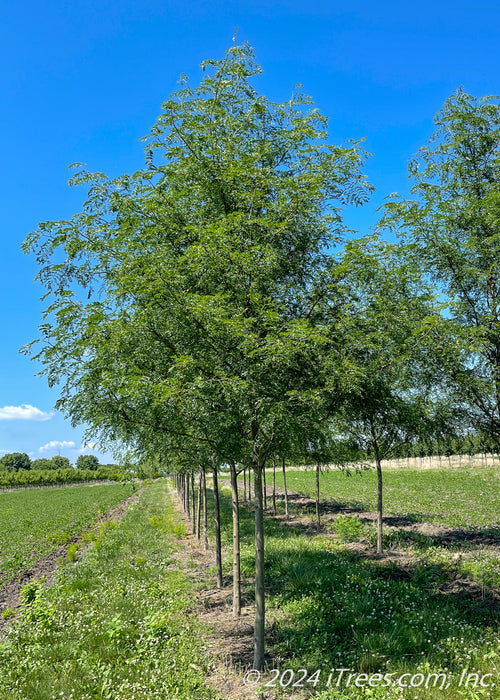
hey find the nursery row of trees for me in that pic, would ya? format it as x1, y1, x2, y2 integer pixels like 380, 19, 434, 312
23, 43, 500, 669
387, 431, 500, 466
0, 453, 128, 488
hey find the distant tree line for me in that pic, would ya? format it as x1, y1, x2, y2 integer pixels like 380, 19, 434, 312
0, 452, 126, 488
387, 431, 500, 467
0, 452, 101, 472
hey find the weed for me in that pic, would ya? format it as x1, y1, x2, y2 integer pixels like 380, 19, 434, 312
19, 577, 56, 629
150, 514, 164, 528
19, 577, 45, 606
165, 518, 187, 538
105, 613, 126, 643
67, 543, 78, 562
46, 530, 70, 545
333, 514, 366, 542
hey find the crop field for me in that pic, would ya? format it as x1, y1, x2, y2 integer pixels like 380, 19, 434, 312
0, 482, 135, 586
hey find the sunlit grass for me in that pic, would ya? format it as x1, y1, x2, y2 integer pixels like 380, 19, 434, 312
271, 466, 500, 530
215, 478, 500, 699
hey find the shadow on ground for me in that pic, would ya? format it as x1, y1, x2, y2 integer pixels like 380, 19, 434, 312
208, 485, 500, 677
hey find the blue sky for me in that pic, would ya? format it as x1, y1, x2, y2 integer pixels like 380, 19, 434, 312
1, 0, 499, 463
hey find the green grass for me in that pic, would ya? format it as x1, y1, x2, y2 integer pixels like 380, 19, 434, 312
4, 474, 498, 699
265, 466, 500, 597
271, 466, 500, 531
213, 478, 500, 700
0, 482, 220, 700
0, 482, 136, 586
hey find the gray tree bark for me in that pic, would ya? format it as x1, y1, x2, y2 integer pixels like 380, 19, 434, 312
212, 466, 223, 588
230, 462, 241, 618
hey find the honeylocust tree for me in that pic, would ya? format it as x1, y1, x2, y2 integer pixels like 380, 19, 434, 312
23, 42, 372, 669
335, 237, 449, 554
382, 89, 500, 445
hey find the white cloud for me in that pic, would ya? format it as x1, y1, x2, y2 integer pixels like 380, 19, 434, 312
77, 442, 100, 454
39, 440, 76, 452
0, 404, 53, 421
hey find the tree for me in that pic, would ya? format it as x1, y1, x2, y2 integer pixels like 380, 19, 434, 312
31, 458, 54, 470
23, 42, 372, 669
382, 89, 500, 446
0, 452, 31, 472
50, 456, 71, 470
334, 236, 449, 554
76, 454, 99, 470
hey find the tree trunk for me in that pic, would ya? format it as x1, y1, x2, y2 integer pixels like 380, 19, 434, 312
243, 467, 247, 503
315, 461, 321, 530
186, 473, 191, 521
191, 473, 196, 534
374, 443, 384, 556
253, 455, 265, 671
272, 458, 277, 515
196, 471, 202, 540
263, 465, 267, 511
229, 462, 241, 618
282, 457, 289, 521
212, 466, 223, 588
202, 469, 208, 552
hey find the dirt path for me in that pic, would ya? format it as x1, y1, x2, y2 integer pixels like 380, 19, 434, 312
0, 487, 144, 634
167, 484, 280, 700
